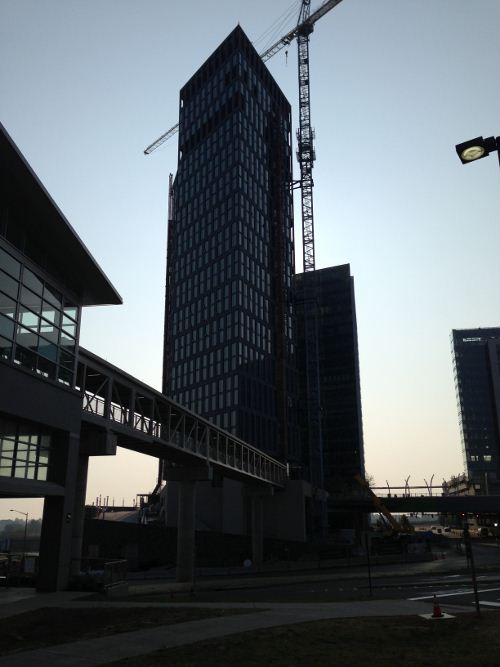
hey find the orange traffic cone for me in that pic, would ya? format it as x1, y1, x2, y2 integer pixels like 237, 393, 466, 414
432, 594, 443, 618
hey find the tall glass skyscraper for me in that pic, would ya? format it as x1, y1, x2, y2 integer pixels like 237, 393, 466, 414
452, 328, 500, 491
295, 265, 364, 492
163, 26, 299, 463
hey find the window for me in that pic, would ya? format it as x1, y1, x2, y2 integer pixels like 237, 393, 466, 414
0, 247, 20, 279
0, 245, 81, 385
0, 417, 51, 481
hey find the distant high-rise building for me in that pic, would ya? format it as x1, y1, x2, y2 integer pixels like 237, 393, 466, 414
452, 328, 500, 492
163, 25, 299, 464
295, 265, 364, 501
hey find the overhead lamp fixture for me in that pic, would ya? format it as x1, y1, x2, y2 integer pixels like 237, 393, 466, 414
455, 135, 500, 166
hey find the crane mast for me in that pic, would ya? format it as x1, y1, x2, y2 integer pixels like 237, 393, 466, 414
296, 0, 316, 273
295, 1, 324, 504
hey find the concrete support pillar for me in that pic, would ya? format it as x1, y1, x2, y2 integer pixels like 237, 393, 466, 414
164, 465, 213, 584
176, 480, 196, 582
244, 484, 273, 571
70, 453, 89, 576
251, 495, 264, 570
38, 431, 80, 591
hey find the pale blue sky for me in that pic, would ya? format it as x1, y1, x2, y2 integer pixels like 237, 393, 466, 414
1, 0, 500, 518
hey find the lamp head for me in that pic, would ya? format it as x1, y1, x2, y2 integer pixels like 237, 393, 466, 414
456, 137, 488, 164
456, 136, 498, 164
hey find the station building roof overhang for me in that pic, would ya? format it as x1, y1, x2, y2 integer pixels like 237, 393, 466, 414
0, 122, 122, 306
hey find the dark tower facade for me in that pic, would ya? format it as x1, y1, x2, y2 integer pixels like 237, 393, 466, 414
163, 26, 298, 463
295, 265, 364, 498
452, 328, 500, 492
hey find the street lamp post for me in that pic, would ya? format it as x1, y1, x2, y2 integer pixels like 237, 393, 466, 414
455, 135, 500, 167
9, 509, 28, 572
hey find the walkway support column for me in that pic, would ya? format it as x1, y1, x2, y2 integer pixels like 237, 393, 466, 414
177, 479, 196, 582
76, 428, 117, 576
164, 465, 213, 583
70, 453, 89, 577
38, 431, 80, 591
251, 495, 264, 570
244, 485, 274, 571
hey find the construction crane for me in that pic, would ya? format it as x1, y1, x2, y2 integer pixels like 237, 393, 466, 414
144, 0, 343, 272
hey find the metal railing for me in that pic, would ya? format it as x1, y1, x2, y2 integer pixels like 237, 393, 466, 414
82, 390, 287, 487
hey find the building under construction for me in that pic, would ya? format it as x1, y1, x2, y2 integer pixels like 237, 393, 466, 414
160, 18, 364, 538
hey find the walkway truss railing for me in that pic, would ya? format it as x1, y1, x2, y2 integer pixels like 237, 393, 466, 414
78, 348, 287, 487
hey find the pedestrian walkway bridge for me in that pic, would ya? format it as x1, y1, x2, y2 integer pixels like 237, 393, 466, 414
329, 493, 500, 514
77, 348, 287, 488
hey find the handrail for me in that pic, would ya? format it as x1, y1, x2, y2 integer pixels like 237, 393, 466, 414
82, 391, 287, 487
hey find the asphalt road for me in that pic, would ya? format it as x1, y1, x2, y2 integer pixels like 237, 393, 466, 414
162, 540, 500, 608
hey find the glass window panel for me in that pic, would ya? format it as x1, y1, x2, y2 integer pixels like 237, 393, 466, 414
15, 462, 27, 478
37, 355, 56, 379
0, 459, 12, 477
43, 284, 62, 308
17, 429, 35, 444
60, 331, 75, 349
0, 313, 14, 340
14, 345, 37, 372
0, 291, 16, 319
59, 349, 74, 370
0, 269, 19, 299
0, 438, 14, 452
39, 435, 51, 449
16, 325, 38, 350
39, 319, 59, 344
0, 247, 20, 279
20, 286, 41, 313
16, 442, 28, 459
62, 321, 76, 337
19, 307, 40, 331
38, 337, 58, 362
41, 302, 60, 326
37, 466, 47, 481
63, 304, 78, 321
0, 336, 12, 359
22, 268, 43, 295
26, 465, 35, 480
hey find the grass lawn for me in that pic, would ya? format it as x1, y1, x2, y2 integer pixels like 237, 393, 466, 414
0, 606, 251, 655
107, 612, 500, 667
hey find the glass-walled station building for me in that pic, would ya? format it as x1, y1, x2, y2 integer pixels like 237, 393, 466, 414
0, 122, 121, 590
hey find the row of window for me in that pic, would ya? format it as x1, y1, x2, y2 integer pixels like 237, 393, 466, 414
172, 341, 275, 388
173, 284, 271, 336
0, 245, 79, 384
175, 264, 271, 314
0, 417, 51, 482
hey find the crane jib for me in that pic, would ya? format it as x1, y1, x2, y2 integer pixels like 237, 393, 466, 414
144, 0, 344, 153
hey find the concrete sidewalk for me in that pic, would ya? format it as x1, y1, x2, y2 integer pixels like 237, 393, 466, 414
0, 598, 440, 667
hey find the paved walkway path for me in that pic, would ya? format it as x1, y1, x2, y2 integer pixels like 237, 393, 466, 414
0, 598, 438, 667
0, 600, 436, 667
0, 561, 482, 667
